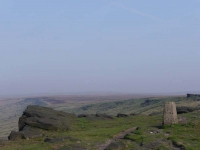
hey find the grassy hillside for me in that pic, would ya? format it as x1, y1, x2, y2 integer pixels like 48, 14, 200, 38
66, 96, 200, 116
0, 94, 156, 139
1, 110, 200, 150
1, 95, 200, 140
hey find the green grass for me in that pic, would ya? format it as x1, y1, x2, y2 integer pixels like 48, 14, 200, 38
1, 96, 200, 149
1, 113, 200, 149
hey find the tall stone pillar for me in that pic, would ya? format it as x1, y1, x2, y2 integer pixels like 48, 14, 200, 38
163, 102, 178, 125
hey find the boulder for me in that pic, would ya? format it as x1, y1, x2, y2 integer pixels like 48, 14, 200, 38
8, 105, 77, 141
19, 105, 76, 131
177, 107, 197, 114
8, 131, 24, 141
21, 126, 43, 139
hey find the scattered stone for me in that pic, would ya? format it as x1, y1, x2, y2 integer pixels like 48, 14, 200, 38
104, 141, 126, 150
149, 111, 162, 116
77, 114, 89, 118
163, 102, 178, 125
143, 141, 161, 149
97, 127, 137, 150
58, 145, 87, 150
116, 113, 128, 117
77, 113, 114, 120
129, 113, 139, 116
44, 136, 77, 143
178, 116, 187, 124
96, 113, 114, 119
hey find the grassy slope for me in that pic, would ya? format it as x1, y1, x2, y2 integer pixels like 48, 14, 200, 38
1, 96, 200, 149
66, 96, 200, 115
1, 110, 200, 150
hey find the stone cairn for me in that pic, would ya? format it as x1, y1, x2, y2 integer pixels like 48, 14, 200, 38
163, 102, 178, 125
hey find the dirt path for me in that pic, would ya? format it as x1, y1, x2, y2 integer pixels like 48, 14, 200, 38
97, 127, 137, 150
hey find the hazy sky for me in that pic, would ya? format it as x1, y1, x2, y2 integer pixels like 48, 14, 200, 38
0, 0, 200, 96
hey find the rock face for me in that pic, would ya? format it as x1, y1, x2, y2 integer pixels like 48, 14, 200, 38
163, 102, 178, 125
8, 105, 76, 140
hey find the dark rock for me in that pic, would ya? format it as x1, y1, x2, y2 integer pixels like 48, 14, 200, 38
149, 111, 162, 116
8, 105, 77, 141
187, 94, 200, 98
77, 114, 89, 118
58, 145, 87, 150
8, 126, 43, 140
8, 131, 24, 141
140, 99, 160, 107
78, 113, 114, 120
105, 141, 126, 150
19, 105, 76, 131
116, 113, 128, 117
21, 126, 43, 139
44, 136, 78, 143
129, 113, 139, 116
143, 141, 161, 149
96, 113, 114, 119
177, 107, 197, 114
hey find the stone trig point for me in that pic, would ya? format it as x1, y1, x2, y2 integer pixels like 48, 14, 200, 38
163, 102, 178, 125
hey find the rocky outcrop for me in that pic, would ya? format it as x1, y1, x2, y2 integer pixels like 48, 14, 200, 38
116, 113, 128, 117
96, 113, 114, 119
177, 107, 197, 114
140, 99, 160, 107
77, 113, 114, 119
187, 94, 200, 98
8, 105, 76, 140
19, 105, 76, 131
163, 102, 178, 125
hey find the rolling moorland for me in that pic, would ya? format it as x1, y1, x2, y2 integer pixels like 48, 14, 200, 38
0, 94, 200, 149
0, 94, 152, 139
